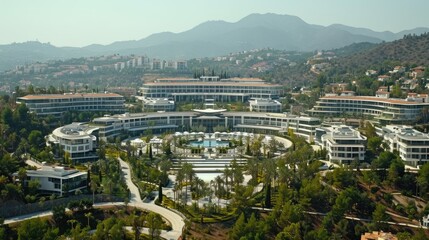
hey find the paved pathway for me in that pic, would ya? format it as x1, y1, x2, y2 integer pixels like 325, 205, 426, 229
252, 207, 426, 229
5, 158, 184, 240
118, 158, 185, 240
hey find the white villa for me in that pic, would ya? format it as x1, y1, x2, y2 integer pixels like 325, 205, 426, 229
317, 125, 366, 164
18, 166, 87, 196
383, 125, 429, 166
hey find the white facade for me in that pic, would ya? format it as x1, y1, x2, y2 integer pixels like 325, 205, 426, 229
139, 97, 175, 112
140, 76, 283, 102
383, 125, 429, 166
92, 111, 321, 142
17, 93, 125, 117
249, 98, 282, 113
20, 166, 87, 196
319, 125, 366, 164
47, 123, 98, 163
309, 94, 429, 124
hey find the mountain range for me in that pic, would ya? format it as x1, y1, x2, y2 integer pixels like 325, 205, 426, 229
0, 13, 428, 71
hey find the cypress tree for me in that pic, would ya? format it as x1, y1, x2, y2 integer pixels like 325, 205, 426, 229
265, 183, 272, 208
158, 181, 163, 203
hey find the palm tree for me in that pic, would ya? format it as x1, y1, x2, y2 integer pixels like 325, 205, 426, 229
246, 158, 260, 185
182, 162, 195, 205
84, 212, 93, 228
67, 219, 78, 230
214, 175, 224, 210
90, 179, 98, 204
222, 167, 233, 195
175, 168, 185, 205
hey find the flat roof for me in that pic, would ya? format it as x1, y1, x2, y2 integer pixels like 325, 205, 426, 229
321, 96, 429, 105
26, 166, 86, 178
156, 78, 197, 81
228, 77, 264, 82
19, 93, 124, 100
143, 82, 282, 87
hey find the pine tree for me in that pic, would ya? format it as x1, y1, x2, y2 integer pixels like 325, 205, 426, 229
265, 183, 272, 208
158, 181, 163, 203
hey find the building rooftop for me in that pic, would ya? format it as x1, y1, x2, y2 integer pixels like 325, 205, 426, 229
52, 122, 97, 139
228, 77, 264, 82
249, 98, 281, 106
383, 125, 429, 140
321, 125, 366, 141
19, 93, 123, 100
321, 95, 429, 105
143, 81, 282, 87
25, 166, 86, 178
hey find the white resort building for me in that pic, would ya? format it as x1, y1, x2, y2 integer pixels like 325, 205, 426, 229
19, 166, 87, 196
140, 76, 283, 102
317, 125, 366, 164
249, 98, 282, 113
91, 111, 321, 142
309, 93, 429, 124
383, 125, 429, 166
139, 97, 175, 112
47, 123, 98, 163
17, 93, 125, 117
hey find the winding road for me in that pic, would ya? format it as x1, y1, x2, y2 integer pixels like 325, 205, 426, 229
5, 158, 185, 240
118, 157, 185, 240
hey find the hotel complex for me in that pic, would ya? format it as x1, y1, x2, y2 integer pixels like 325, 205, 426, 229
17, 93, 125, 117
140, 76, 283, 102
23, 75, 429, 168
309, 93, 429, 124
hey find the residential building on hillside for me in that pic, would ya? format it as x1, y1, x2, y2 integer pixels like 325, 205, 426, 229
317, 125, 366, 164
383, 125, 429, 166
365, 70, 377, 76
17, 93, 125, 117
410, 66, 425, 79
378, 75, 390, 82
47, 123, 98, 163
309, 94, 429, 124
16, 166, 87, 196
361, 231, 397, 240
140, 76, 283, 102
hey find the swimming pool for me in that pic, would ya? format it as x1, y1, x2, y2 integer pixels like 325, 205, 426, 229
189, 139, 229, 148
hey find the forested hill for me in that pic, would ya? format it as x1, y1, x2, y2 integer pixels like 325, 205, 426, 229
331, 33, 429, 74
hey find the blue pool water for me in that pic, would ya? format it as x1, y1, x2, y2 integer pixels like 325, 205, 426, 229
189, 139, 229, 148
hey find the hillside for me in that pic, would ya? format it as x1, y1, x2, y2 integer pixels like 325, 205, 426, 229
0, 42, 91, 71
333, 33, 429, 73
1, 13, 428, 71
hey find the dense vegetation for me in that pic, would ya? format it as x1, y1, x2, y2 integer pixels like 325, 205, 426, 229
176, 132, 429, 240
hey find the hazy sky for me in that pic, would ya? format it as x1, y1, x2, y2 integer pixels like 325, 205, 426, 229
1, 0, 428, 47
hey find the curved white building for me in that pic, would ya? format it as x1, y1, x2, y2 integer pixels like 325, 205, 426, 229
48, 123, 98, 163
309, 95, 429, 124
91, 111, 321, 142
